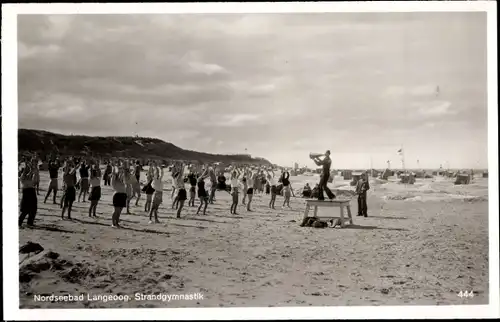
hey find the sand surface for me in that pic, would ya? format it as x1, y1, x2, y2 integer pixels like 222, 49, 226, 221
19, 173, 489, 308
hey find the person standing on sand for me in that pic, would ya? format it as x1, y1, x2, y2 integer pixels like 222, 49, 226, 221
281, 170, 293, 208
241, 170, 248, 206
174, 162, 187, 218
32, 157, 41, 196
311, 150, 336, 201
355, 172, 370, 217
187, 168, 198, 207
88, 161, 102, 218
171, 168, 181, 210
111, 162, 127, 228
208, 167, 218, 204
103, 161, 112, 186
229, 166, 241, 215
130, 165, 142, 207
18, 159, 38, 228
61, 159, 79, 220
142, 166, 155, 213
134, 160, 141, 183
170, 170, 177, 201
246, 169, 256, 212
149, 163, 164, 224
267, 169, 278, 209
44, 156, 61, 204
196, 168, 210, 216
78, 160, 91, 203
123, 160, 135, 214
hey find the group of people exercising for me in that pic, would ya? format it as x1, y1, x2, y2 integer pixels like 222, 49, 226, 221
18, 155, 306, 228
18, 150, 369, 228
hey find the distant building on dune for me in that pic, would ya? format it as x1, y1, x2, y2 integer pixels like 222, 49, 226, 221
454, 173, 471, 185
379, 168, 393, 180
400, 173, 416, 184
370, 169, 379, 177
342, 170, 353, 180
414, 171, 425, 179
350, 171, 363, 186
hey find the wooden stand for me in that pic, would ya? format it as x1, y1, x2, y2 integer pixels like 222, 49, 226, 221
302, 199, 353, 228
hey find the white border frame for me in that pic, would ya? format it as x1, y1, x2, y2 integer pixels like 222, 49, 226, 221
2, 2, 498, 320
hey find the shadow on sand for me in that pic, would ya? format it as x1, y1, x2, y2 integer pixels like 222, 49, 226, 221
368, 216, 409, 220
182, 216, 230, 224
344, 224, 409, 232
30, 224, 83, 234
70, 218, 174, 236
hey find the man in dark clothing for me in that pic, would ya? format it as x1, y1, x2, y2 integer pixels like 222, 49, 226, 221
103, 162, 112, 186
44, 157, 61, 204
311, 150, 336, 200
355, 172, 370, 217
135, 160, 142, 183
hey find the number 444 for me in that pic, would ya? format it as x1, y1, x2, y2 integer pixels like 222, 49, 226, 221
458, 291, 475, 298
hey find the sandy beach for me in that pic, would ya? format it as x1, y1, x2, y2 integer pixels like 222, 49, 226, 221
18, 172, 489, 308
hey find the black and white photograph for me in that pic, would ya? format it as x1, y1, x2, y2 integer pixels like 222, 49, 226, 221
2, 2, 498, 320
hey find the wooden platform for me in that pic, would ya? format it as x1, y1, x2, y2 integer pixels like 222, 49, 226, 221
302, 199, 353, 228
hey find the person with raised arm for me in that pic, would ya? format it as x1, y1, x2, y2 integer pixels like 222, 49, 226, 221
18, 159, 38, 228
142, 161, 156, 213
88, 159, 102, 218
111, 161, 127, 228
78, 159, 91, 203
44, 155, 61, 204
174, 162, 187, 218
170, 166, 177, 202
134, 160, 142, 183
149, 162, 164, 224
129, 162, 142, 207
280, 170, 293, 208
267, 168, 278, 209
246, 168, 256, 211
103, 161, 113, 186
196, 167, 210, 216
241, 166, 248, 205
61, 158, 79, 220
208, 166, 218, 204
121, 160, 135, 214
187, 165, 198, 207
171, 164, 181, 210
311, 150, 336, 201
32, 157, 41, 195
229, 167, 239, 215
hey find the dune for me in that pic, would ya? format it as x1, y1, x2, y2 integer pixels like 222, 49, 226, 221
18, 173, 489, 308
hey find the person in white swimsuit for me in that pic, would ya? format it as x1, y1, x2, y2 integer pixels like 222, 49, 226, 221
149, 163, 164, 224
229, 166, 242, 215
88, 160, 102, 218
111, 161, 127, 228
246, 169, 256, 212
267, 169, 278, 209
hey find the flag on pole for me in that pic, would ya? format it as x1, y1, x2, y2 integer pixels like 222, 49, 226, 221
397, 148, 403, 155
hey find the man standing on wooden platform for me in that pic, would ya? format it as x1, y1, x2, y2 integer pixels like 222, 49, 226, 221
311, 150, 336, 201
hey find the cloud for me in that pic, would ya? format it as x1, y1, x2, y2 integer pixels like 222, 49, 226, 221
383, 84, 438, 98
187, 61, 228, 75
415, 101, 455, 117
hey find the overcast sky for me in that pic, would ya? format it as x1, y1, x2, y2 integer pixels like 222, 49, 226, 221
18, 12, 488, 169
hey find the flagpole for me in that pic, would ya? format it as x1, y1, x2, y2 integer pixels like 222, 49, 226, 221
401, 144, 407, 188
401, 144, 405, 174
